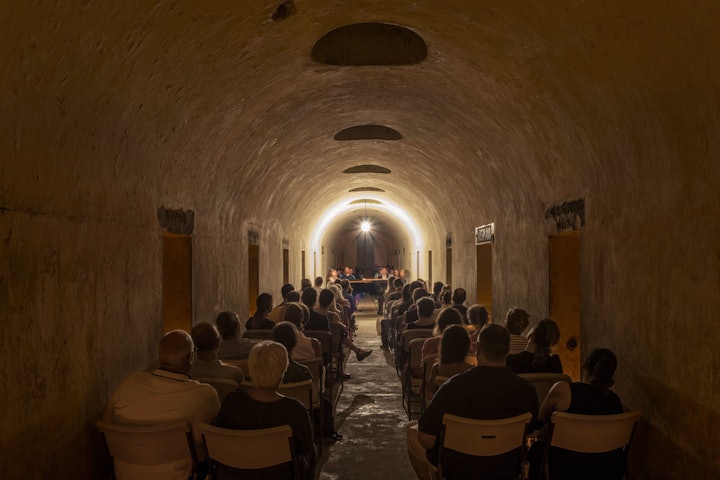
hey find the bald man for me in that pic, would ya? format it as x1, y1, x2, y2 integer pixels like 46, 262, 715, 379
104, 330, 220, 480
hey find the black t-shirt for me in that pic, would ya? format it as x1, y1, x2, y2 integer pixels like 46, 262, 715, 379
305, 310, 330, 331
506, 351, 563, 374
245, 316, 275, 331
419, 366, 538, 480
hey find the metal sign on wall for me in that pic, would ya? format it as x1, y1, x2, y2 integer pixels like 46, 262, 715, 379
475, 223, 495, 245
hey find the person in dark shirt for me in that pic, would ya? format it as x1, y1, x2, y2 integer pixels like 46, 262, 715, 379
300, 288, 330, 331
529, 348, 625, 480
408, 324, 538, 480
245, 293, 275, 330
214, 341, 316, 480
507, 318, 563, 374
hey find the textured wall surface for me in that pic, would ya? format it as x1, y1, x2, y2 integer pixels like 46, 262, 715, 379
1, 0, 719, 478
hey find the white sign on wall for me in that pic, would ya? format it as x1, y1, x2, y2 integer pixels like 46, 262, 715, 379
475, 223, 495, 245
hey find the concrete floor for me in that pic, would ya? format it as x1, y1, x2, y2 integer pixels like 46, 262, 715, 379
317, 298, 417, 480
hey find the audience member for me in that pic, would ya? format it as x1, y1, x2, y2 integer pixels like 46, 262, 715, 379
245, 293, 275, 330
408, 324, 537, 480
301, 288, 330, 331
273, 322, 313, 383
528, 348, 625, 480
214, 341, 316, 480
420, 306, 464, 362
313, 276, 324, 297
283, 302, 323, 360
466, 304, 490, 351
190, 322, 244, 383
300, 278, 312, 291
316, 288, 371, 362
425, 325, 473, 401
216, 311, 256, 360
505, 307, 530, 354
104, 330, 220, 480
404, 297, 436, 330
267, 283, 295, 323
451, 288, 468, 318
507, 318, 563, 374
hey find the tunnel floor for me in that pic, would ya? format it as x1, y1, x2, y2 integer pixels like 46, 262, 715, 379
317, 298, 417, 480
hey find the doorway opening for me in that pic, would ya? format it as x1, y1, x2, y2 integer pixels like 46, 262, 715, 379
476, 243, 493, 320
428, 251, 432, 285
162, 232, 193, 333
548, 230, 582, 380
282, 248, 289, 284
445, 248, 452, 285
248, 233, 260, 317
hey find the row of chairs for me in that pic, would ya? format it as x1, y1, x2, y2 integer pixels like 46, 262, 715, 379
96, 419, 300, 480
436, 409, 642, 480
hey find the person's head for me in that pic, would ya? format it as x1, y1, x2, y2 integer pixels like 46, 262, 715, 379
467, 305, 490, 327
409, 280, 423, 293
401, 283, 413, 302
393, 277, 404, 290
529, 318, 560, 351
340, 279, 350, 292
283, 302, 304, 328
477, 324, 510, 363
318, 288, 335, 309
583, 348, 618, 390
248, 341, 288, 389
433, 281, 444, 296
314, 276, 323, 287
344, 266, 352, 276
412, 288, 429, 303
273, 321, 298, 355
386, 276, 396, 292
327, 268, 337, 279
215, 311, 241, 340
452, 288, 467, 305
300, 278, 312, 291
255, 293, 273, 316
190, 322, 220, 353
301, 287, 317, 309
417, 297, 436, 318
399, 268, 407, 279
441, 289, 452, 306
280, 283, 295, 301
285, 290, 301, 303
159, 330, 195, 373
440, 325, 471, 364
434, 306, 464, 336
297, 302, 310, 325
379, 267, 387, 276
505, 308, 530, 335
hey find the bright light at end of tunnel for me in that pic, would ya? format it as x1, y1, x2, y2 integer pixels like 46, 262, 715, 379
361, 220, 371, 232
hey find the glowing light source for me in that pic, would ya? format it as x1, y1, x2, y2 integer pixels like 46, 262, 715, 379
361, 220, 371, 232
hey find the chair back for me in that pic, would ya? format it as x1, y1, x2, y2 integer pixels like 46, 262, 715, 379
243, 329, 274, 341
518, 373, 572, 404
402, 329, 433, 352
408, 338, 427, 379
95, 420, 194, 466
195, 422, 298, 473
304, 330, 332, 364
550, 410, 642, 453
278, 379, 314, 410
441, 412, 532, 457
223, 359, 250, 378
438, 413, 532, 480
194, 377, 239, 402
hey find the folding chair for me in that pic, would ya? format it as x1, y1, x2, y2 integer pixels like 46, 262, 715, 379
437, 412, 532, 480
328, 322, 347, 401
242, 329, 274, 341
517, 373, 572, 405
195, 423, 299, 480
402, 337, 430, 419
222, 359, 250, 378
421, 354, 439, 408
544, 410, 642, 480
194, 377, 239, 403
95, 420, 196, 480
297, 356, 326, 455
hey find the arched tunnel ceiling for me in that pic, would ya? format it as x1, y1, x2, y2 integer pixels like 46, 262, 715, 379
3, 1, 719, 244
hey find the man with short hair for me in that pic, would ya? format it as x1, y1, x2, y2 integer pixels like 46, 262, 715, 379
301, 287, 330, 331
408, 324, 537, 480
190, 322, 244, 383
268, 283, 295, 323
451, 287, 468, 319
104, 330, 220, 480
215, 311, 256, 360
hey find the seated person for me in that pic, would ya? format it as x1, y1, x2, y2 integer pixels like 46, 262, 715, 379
190, 322, 244, 383
466, 304, 490, 352
214, 341, 316, 480
283, 302, 323, 361
267, 283, 295, 323
403, 287, 430, 326
507, 318, 563, 374
425, 325, 474, 401
104, 330, 220, 480
245, 293, 275, 330
420, 307, 464, 363
504, 307, 530, 354
451, 288, 468, 319
273, 322, 313, 384
301, 288, 330, 331
405, 297, 436, 330
408, 324, 537, 480
216, 311, 257, 360
316, 288, 371, 362
529, 348, 625, 480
